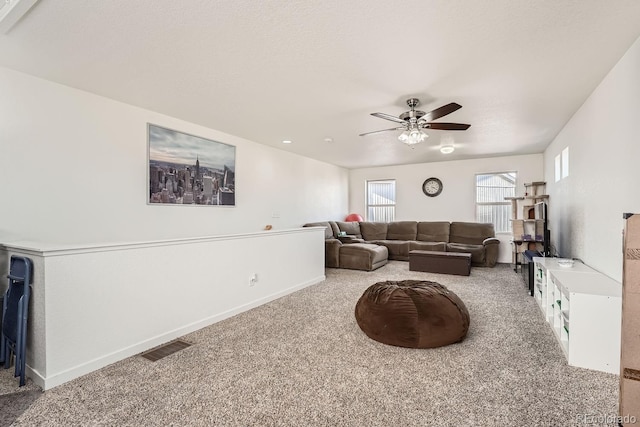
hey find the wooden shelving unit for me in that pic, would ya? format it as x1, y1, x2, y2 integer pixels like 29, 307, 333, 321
505, 182, 549, 272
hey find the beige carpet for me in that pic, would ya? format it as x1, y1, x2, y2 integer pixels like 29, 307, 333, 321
1, 262, 619, 426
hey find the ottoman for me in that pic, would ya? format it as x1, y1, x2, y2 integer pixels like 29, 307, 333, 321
409, 250, 471, 276
355, 280, 470, 348
339, 243, 388, 271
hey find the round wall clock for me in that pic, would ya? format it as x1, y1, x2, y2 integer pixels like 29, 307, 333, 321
422, 177, 443, 197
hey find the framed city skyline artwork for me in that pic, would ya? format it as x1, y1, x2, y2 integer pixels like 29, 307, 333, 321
148, 124, 236, 206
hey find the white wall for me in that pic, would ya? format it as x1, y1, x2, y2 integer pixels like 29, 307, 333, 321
2, 228, 325, 390
0, 66, 345, 389
0, 66, 348, 245
349, 154, 544, 263
543, 35, 640, 282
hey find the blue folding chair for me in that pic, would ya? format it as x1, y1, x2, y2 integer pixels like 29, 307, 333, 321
0, 255, 33, 386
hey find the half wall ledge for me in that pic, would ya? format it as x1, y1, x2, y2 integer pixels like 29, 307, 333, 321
0, 227, 325, 390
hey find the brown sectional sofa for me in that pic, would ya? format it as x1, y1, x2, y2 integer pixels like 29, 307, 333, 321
304, 220, 500, 270
304, 220, 388, 271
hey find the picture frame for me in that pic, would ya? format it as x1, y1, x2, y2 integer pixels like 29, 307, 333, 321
147, 123, 236, 206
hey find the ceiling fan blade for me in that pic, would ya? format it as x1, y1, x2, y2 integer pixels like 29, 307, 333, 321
359, 127, 404, 137
421, 103, 462, 122
371, 112, 406, 124
424, 122, 471, 131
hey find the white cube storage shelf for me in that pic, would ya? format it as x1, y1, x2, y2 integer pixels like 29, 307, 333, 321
533, 258, 594, 322
533, 257, 622, 374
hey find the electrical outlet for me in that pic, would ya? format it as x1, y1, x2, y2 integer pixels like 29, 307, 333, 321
249, 273, 258, 286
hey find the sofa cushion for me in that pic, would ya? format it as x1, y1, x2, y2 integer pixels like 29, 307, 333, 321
450, 222, 495, 245
329, 221, 340, 237
417, 222, 451, 242
387, 221, 418, 240
335, 221, 362, 238
447, 243, 485, 265
303, 221, 335, 239
359, 222, 388, 240
409, 241, 447, 252
370, 240, 411, 260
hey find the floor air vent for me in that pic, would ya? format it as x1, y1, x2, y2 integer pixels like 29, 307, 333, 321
141, 339, 192, 362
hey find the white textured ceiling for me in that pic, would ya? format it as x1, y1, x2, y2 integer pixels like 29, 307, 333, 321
2, 1, 640, 169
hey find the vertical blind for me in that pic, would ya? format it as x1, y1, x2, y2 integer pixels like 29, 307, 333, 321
475, 173, 516, 233
366, 179, 396, 222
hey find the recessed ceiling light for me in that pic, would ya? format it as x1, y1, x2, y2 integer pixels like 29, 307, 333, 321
282, 140, 292, 144
324, 137, 334, 143
440, 145, 455, 154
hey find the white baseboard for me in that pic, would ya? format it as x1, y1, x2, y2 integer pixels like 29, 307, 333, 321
32, 274, 325, 390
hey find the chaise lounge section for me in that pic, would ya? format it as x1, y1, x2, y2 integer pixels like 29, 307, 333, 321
304, 220, 500, 270
339, 243, 389, 271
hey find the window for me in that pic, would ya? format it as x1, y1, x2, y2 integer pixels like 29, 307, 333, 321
366, 179, 395, 222
561, 147, 569, 179
475, 172, 516, 233
555, 147, 569, 181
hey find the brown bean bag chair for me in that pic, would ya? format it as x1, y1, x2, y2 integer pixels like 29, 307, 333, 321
355, 280, 470, 348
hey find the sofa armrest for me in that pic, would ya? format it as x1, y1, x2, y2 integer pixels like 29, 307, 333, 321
325, 238, 342, 268
483, 237, 500, 246
482, 238, 500, 267
338, 235, 365, 244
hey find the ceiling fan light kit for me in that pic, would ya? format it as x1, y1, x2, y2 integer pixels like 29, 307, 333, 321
360, 98, 470, 148
398, 129, 428, 146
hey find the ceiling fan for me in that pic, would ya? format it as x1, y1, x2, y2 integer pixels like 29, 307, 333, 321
360, 98, 470, 147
